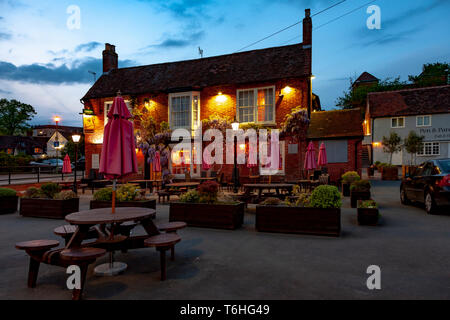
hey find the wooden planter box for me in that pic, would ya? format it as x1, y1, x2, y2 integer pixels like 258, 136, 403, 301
256, 206, 341, 237
0, 196, 18, 214
381, 167, 399, 181
90, 199, 156, 210
350, 191, 371, 208
20, 198, 79, 219
342, 183, 351, 197
357, 207, 379, 226
169, 202, 245, 230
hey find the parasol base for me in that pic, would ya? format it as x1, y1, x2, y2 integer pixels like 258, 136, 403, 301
94, 262, 127, 276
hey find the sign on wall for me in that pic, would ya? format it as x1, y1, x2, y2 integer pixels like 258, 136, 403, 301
418, 127, 450, 141
92, 154, 100, 169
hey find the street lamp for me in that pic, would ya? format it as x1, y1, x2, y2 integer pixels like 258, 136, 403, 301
232, 118, 240, 193
53, 116, 61, 171
72, 134, 81, 194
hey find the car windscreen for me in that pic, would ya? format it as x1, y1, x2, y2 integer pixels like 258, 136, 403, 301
437, 160, 450, 173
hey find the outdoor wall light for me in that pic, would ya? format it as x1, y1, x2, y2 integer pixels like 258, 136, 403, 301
373, 142, 381, 147
144, 99, 151, 109
311, 75, 316, 80
215, 92, 227, 103
232, 120, 240, 131
239, 144, 246, 151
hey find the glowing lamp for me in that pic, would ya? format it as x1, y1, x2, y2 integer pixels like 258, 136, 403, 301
311, 75, 316, 80
282, 86, 292, 95
53, 116, 61, 123
232, 121, 240, 131
72, 134, 81, 143
239, 144, 246, 151
215, 92, 227, 103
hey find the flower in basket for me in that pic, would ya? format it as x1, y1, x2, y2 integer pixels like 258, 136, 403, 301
198, 181, 220, 204
358, 200, 378, 209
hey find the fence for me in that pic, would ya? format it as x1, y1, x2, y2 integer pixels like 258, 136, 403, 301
0, 166, 85, 186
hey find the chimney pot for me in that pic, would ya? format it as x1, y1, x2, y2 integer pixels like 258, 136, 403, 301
103, 43, 118, 73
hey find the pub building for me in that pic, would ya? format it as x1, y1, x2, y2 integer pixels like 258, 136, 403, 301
81, 10, 363, 184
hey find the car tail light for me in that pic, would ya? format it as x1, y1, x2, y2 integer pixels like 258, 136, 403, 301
439, 175, 450, 187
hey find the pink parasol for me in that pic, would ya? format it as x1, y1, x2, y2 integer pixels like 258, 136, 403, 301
318, 143, 328, 167
99, 94, 138, 213
304, 141, 317, 171
62, 154, 72, 174
202, 151, 212, 171
153, 151, 161, 172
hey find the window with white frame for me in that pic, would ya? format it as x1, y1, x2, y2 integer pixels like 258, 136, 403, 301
237, 87, 275, 124
417, 142, 440, 156
169, 92, 200, 132
416, 115, 431, 127
104, 100, 132, 126
391, 117, 405, 128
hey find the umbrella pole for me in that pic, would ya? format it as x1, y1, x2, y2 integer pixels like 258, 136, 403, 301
112, 179, 117, 214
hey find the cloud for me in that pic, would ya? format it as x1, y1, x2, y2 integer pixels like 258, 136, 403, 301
74, 41, 102, 53
0, 58, 135, 84
355, 26, 423, 48
0, 32, 11, 40
140, 0, 215, 19
141, 30, 205, 51
0, 88, 11, 95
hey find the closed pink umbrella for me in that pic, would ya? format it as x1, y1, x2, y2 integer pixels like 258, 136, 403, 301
318, 143, 328, 167
153, 151, 161, 173
202, 151, 212, 171
62, 154, 72, 174
304, 141, 317, 171
99, 94, 138, 214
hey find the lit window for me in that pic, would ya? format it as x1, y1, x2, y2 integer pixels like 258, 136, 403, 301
34, 148, 43, 154
416, 115, 431, 127
168, 92, 200, 132
391, 117, 405, 128
418, 142, 440, 156
237, 87, 275, 124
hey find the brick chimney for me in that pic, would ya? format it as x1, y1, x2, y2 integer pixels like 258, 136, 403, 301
303, 9, 312, 47
103, 43, 118, 73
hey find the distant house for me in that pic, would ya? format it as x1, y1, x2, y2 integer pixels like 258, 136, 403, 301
365, 85, 450, 165
352, 72, 379, 90
29, 125, 83, 157
0, 136, 45, 157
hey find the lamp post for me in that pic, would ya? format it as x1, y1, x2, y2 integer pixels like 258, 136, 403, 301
231, 119, 240, 193
53, 116, 61, 171
72, 134, 81, 194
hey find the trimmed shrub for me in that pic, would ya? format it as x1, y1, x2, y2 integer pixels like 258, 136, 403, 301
93, 188, 113, 201
350, 180, 371, 192
341, 171, 361, 184
116, 184, 139, 202
0, 188, 17, 197
53, 190, 77, 200
24, 187, 47, 199
309, 185, 342, 209
180, 190, 200, 203
359, 200, 378, 209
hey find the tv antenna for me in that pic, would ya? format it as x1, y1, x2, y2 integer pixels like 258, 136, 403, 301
198, 47, 204, 58
88, 70, 97, 82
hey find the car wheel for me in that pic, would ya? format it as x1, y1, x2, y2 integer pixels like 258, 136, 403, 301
400, 186, 410, 205
425, 192, 437, 215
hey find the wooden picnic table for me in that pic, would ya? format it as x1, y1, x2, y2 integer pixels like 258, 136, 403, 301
166, 182, 200, 190
129, 179, 162, 193
243, 183, 295, 202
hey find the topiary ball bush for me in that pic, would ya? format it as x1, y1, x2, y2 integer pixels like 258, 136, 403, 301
309, 185, 342, 209
53, 190, 77, 200
0, 188, 17, 197
41, 183, 62, 199
341, 171, 361, 184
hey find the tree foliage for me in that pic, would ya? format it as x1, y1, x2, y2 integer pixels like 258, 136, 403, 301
0, 99, 36, 135
382, 132, 402, 165
62, 135, 85, 161
408, 62, 449, 87
404, 131, 425, 165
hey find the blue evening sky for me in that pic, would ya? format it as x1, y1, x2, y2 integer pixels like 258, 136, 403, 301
0, 0, 449, 127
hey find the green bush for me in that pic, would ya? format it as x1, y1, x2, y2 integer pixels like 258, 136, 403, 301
0, 188, 16, 197
41, 183, 61, 198
53, 190, 77, 200
180, 190, 200, 203
358, 200, 378, 209
350, 180, 371, 192
116, 184, 138, 202
24, 187, 48, 199
261, 197, 281, 206
341, 171, 361, 184
309, 185, 342, 209
93, 188, 113, 201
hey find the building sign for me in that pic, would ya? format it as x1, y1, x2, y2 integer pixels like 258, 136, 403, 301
92, 154, 100, 169
83, 114, 95, 134
288, 144, 298, 154
418, 127, 450, 141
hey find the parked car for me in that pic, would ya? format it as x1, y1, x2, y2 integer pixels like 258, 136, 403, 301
73, 156, 85, 171
29, 159, 74, 173
400, 158, 450, 214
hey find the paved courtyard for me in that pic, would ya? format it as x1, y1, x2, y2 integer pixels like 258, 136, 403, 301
1, 180, 449, 300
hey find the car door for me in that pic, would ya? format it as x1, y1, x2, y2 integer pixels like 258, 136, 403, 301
414, 162, 433, 202
406, 164, 423, 201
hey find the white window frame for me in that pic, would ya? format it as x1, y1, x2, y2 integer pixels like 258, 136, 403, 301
168, 92, 200, 132
104, 100, 132, 126
236, 86, 276, 125
416, 115, 432, 127
417, 142, 440, 156
168, 144, 201, 179
391, 117, 405, 128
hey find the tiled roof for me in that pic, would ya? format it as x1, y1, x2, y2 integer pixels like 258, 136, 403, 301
368, 85, 450, 118
353, 72, 379, 85
82, 44, 311, 100
307, 109, 363, 139
0, 136, 45, 149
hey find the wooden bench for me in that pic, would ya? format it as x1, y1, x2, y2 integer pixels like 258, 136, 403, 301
60, 247, 106, 300
80, 184, 89, 194
144, 233, 181, 281
157, 222, 187, 261
15, 240, 60, 288
54, 225, 97, 245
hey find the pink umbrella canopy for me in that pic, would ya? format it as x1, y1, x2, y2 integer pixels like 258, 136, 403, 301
62, 154, 72, 174
304, 141, 317, 170
202, 151, 212, 171
318, 143, 328, 167
99, 95, 138, 180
